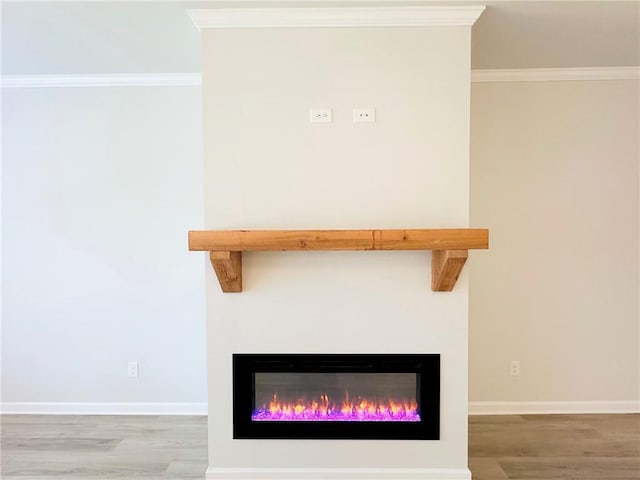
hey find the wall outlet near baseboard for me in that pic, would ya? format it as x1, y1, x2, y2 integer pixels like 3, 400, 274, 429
127, 361, 139, 378
510, 360, 520, 376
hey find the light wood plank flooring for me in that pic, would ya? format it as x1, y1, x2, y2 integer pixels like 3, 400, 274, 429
469, 414, 639, 480
1, 414, 638, 479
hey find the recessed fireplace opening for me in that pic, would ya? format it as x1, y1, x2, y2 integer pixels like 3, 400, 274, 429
233, 354, 440, 440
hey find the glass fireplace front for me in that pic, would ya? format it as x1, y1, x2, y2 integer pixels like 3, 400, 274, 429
233, 354, 439, 440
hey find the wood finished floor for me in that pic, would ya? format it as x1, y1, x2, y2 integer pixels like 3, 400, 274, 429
1, 414, 638, 479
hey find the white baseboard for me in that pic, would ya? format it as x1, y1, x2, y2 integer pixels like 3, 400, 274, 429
468, 400, 640, 415
0, 402, 207, 415
3, 401, 638, 416
206, 468, 471, 480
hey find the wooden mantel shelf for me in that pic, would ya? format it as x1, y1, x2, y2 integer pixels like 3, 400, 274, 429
188, 229, 489, 293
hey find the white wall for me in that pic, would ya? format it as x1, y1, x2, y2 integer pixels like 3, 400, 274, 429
2, 77, 638, 417
469, 79, 640, 408
202, 26, 473, 476
1, 86, 206, 411
1, 2, 201, 75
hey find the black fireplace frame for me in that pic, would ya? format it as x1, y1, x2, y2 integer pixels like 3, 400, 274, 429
232, 354, 440, 440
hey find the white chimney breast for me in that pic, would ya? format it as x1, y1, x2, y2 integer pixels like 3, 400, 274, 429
196, 7, 483, 480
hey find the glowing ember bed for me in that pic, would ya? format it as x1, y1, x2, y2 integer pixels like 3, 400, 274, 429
233, 354, 440, 440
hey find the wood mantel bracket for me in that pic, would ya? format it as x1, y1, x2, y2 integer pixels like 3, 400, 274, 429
209, 251, 242, 293
189, 229, 489, 293
431, 249, 468, 292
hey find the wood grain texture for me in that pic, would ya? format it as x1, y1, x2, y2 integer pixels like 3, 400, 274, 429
1, 414, 638, 479
1, 415, 206, 479
469, 414, 640, 480
210, 251, 242, 292
191, 229, 488, 292
431, 249, 468, 291
189, 229, 489, 252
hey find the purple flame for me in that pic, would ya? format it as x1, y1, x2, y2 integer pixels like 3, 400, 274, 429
252, 408, 421, 422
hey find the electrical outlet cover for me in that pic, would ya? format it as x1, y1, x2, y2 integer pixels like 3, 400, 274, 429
353, 108, 376, 123
310, 108, 332, 123
127, 361, 139, 378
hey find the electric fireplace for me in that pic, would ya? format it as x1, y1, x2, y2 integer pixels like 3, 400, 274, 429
233, 354, 440, 440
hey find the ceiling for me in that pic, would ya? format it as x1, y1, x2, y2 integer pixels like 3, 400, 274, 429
2, 1, 639, 75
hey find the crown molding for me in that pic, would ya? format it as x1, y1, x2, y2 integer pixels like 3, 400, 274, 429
187, 6, 486, 29
3, 67, 637, 89
1, 73, 202, 89
471, 67, 640, 83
